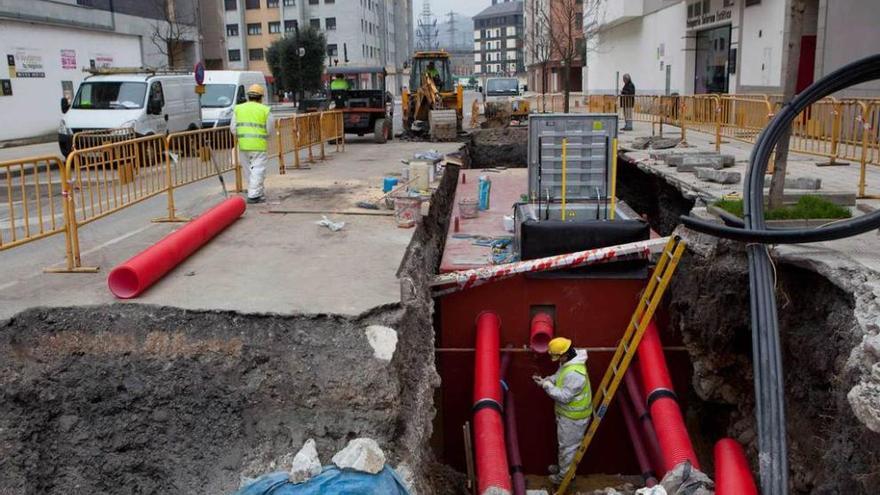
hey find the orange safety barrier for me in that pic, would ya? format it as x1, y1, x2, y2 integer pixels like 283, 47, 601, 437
0, 155, 67, 251
72, 127, 137, 152
275, 110, 346, 172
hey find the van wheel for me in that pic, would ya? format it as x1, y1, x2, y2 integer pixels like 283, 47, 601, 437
374, 118, 388, 144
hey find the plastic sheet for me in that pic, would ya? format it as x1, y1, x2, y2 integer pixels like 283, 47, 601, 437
233, 466, 410, 495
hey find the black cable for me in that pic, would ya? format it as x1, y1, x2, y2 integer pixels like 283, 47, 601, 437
677, 53, 880, 495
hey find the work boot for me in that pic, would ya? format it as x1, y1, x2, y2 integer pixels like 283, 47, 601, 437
246, 195, 266, 204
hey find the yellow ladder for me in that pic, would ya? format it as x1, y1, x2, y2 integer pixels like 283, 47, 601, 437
556, 235, 686, 494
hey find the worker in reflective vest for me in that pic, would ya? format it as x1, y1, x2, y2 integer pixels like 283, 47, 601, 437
533, 337, 592, 485
231, 84, 273, 203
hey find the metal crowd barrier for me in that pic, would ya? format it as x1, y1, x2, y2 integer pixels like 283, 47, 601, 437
0, 155, 67, 251
72, 127, 137, 152
275, 110, 345, 173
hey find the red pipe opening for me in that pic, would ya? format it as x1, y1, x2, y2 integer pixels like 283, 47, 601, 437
108, 197, 246, 298
529, 312, 554, 353
637, 320, 700, 474
473, 311, 512, 494
715, 438, 758, 495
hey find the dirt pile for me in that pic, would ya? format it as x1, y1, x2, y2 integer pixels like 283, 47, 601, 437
466, 127, 528, 168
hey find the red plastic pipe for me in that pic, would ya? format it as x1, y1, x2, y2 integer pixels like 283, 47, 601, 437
503, 388, 527, 495
108, 197, 246, 298
473, 312, 512, 494
620, 394, 658, 487
529, 313, 554, 353
624, 368, 664, 478
715, 438, 759, 495
637, 320, 700, 474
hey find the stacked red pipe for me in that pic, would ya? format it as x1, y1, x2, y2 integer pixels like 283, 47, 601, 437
637, 320, 700, 474
624, 367, 664, 476
620, 393, 658, 487
714, 438, 759, 495
473, 312, 512, 494
108, 197, 246, 298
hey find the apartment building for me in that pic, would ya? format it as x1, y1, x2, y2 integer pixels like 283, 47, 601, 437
0, 0, 199, 141
221, 0, 412, 93
583, 0, 880, 97
523, 0, 585, 94
473, 0, 525, 82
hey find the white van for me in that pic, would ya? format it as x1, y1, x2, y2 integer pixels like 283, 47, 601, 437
58, 72, 202, 156
200, 71, 266, 128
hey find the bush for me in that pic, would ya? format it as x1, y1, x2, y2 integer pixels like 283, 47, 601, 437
715, 195, 851, 220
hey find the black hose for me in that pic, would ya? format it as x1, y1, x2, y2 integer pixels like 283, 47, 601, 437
678, 53, 880, 495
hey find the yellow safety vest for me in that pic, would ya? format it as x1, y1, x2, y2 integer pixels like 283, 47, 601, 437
330, 79, 350, 90
555, 361, 593, 420
234, 101, 270, 151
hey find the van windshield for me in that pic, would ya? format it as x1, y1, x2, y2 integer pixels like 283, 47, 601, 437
202, 84, 237, 108
73, 82, 147, 110
486, 79, 519, 95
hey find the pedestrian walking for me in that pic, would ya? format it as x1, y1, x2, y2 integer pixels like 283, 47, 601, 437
231, 84, 273, 204
620, 74, 635, 131
533, 337, 593, 486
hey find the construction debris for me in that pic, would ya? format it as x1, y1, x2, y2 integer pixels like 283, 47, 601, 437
331, 438, 387, 474
658, 461, 714, 494
365, 325, 398, 362
316, 216, 345, 232
288, 439, 321, 484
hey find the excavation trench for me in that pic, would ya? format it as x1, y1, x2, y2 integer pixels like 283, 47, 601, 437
617, 156, 880, 493
0, 168, 462, 494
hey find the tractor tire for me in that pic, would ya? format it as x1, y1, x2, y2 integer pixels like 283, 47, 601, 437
374, 118, 389, 144
385, 119, 393, 141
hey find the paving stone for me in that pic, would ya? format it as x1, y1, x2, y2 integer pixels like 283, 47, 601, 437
785, 176, 822, 190
695, 168, 742, 184
677, 155, 725, 172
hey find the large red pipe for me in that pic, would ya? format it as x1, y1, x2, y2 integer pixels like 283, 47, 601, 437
473, 312, 512, 494
529, 312, 554, 353
620, 394, 658, 487
108, 197, 246, 298
637, 320, 700, 474
624, 367, 664, 475
714, 438, 759, 495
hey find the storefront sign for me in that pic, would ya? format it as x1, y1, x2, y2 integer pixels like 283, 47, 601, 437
12, 49, 45, 78
90, 53, 114, 69
687, 1, 734, 29
61, 49, 77, 70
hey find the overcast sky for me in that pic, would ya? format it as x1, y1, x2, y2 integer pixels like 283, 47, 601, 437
416, 0, 487, 19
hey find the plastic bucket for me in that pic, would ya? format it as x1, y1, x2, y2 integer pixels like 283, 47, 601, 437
393, 197, 422, 228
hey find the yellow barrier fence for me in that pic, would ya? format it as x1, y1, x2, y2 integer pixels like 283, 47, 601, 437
0, 155, 67, 251
72, 127, 137, 152
275, 110, 345, 172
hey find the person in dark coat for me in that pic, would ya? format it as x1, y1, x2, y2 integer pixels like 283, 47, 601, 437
620, 74, 635, 131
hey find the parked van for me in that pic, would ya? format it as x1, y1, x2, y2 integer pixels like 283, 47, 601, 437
200, 71, 266, 128
58, 72, 202, 156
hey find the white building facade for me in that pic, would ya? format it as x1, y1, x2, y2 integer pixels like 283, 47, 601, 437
0, 0, 197, 141
584, 0, 880, 97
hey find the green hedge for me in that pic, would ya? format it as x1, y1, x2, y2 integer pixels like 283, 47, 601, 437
715, 195, 851, 220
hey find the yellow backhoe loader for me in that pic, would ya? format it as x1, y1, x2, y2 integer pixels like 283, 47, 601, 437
401, 51, 463, 140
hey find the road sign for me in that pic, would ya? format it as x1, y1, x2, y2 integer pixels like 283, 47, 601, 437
194, 61, 205, 85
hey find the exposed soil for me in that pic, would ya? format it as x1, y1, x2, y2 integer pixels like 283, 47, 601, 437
0, 163, 463, 495
466, 127, 528, 168
615, 157, 695, 236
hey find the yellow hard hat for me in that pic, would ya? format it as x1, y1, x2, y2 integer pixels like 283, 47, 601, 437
247, 84, 265, 97
548, 337, 572, 361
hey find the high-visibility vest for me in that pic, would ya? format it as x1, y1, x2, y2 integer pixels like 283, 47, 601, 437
330, 79, 349, 90
555, 361, 593, 420
234, 101, 270, 151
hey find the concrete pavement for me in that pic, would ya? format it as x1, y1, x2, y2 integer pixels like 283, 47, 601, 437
0, 138, 461, 320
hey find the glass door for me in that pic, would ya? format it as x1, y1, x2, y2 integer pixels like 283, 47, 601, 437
694, 25, 731, 94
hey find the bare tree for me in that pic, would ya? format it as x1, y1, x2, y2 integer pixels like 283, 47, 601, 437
150, 0, 197, 69
768, 0, 806, 209
524, 0, 553, 111
539, 0, 587, 113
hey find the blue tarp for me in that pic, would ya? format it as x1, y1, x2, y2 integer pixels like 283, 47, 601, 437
234, 466, 410, 495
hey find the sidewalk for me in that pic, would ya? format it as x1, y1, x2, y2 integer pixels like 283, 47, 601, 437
617, 120, 880, 278
0, 138, 461, 320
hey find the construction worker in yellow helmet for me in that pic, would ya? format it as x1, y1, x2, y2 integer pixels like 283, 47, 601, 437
231, 83, 273, 203
532, 337, 593, 486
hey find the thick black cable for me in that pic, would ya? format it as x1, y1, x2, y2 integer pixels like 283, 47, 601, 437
676, 53, 880, 495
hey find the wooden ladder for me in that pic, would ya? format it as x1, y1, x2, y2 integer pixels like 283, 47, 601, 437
555, 235, 687, 494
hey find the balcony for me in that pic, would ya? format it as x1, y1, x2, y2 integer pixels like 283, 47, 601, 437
596, 0, 644, 28
0, 0, 115, 31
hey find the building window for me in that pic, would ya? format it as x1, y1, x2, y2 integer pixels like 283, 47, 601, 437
310, 18, 320, 29
326, 17, 336, 30
309, 0, 318, 4
245, 0, 260, 9
224, 0, 237, 10
284, 20, 298, 32
249, 48, 264, 61
284, 0, 295, 5
327, 44, 338, 57
226, 24, 239, 36
325, 0, 335, 3
269, 21, 281, 34
267, 0, 279, 7
228, 49, 241, 62
247, 23, 262, 35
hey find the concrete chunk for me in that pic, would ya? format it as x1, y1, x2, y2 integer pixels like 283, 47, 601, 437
694, 168, 742, 184
785, 176, 822, 190
365, 325, 398, 362
332, 438, 386, 474
288, 439, 322, 484
678, 155, 725, 172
